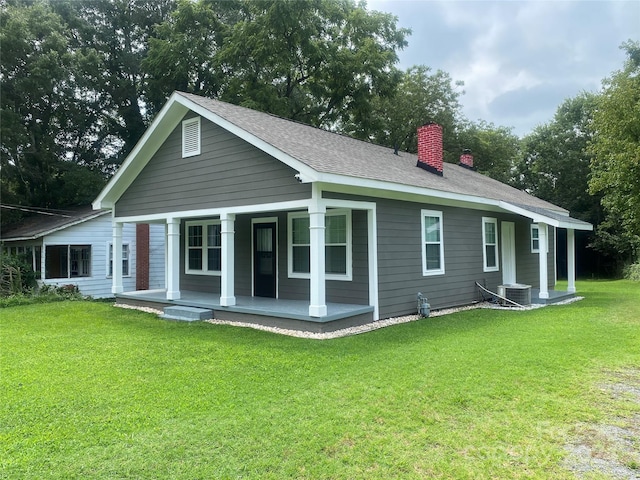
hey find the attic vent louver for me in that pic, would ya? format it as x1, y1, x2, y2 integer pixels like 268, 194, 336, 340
182, 117, 201, 158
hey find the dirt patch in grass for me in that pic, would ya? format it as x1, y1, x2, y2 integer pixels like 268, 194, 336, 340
563, 368, 640, 479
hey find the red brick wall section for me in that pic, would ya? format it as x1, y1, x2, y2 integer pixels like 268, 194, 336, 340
136, 223, 150, 291
417, 123, 443, 174
460, 152, 474, 168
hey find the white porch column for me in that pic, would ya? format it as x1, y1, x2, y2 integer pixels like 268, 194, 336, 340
112, 222, 124, 294
166, 217, 181, 300
567, 228, 576, 293
220, 213, 236, 307
367, 207, 379, 321
308, 201, 327, 318
538, 223, 549, 299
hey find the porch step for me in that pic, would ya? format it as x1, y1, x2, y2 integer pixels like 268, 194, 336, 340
162, 306, 213, 322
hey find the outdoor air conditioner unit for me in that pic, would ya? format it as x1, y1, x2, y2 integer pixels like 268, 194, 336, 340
497, 284, 532, 306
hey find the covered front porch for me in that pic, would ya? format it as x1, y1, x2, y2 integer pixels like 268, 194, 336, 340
108, 186, 380, 329
116, 289, 375, 333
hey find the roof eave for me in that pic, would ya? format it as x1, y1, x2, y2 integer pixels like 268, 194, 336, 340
498, 201, 593, 231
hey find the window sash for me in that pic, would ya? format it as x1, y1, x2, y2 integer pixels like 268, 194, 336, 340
108, 243, 130, 277
288, 211, 351, 280
185, 221, 221, 275
482, 218, 499, 272
421, 210, 444, 275
531, 224, 548, 253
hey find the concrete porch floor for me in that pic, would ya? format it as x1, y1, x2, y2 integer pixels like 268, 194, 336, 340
531, 289, 576, 305
115, 289, 375, 333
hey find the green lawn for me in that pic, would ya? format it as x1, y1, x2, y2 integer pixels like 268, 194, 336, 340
1, 281, 639, 479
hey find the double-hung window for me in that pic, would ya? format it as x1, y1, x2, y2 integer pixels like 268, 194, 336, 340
530, 224, 548, 253
482, 217, 499, 272
185, 220, 221, 275
288, 210, 352, 280
421, 210, 445, 275
108, 243, 130, 277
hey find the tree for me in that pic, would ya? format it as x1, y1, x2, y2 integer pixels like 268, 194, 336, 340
347, 65, 464, 161
456, 120, 520, 184
143, 0, 232, 114
516, 92, 601, 224
52, 0, 177, 168
145, 0, 410, 128
589, 41, 640, 261
0, 1, 105, 226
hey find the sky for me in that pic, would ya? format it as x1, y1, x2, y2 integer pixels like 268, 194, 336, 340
367, 0, 640, 137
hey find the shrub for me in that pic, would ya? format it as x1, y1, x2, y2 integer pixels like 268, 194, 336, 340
0, 283, 85, 308
0, 255, 37, 297
623, 263, 640, 281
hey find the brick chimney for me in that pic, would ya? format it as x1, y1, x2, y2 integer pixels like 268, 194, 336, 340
417, 123, 443, 176
459, 149, 475, 170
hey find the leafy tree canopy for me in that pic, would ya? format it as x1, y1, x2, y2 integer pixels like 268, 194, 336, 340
516, 92, 601, 224
588, 40, 640, 259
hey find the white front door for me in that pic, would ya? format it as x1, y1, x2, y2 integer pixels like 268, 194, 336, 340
501, 221, 516, 285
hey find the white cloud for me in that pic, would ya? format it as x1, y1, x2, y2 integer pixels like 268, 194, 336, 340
367, 0, 640, 135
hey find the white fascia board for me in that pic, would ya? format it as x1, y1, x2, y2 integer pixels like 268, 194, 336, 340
93, 92, 190, 210
175, 94, 319, 182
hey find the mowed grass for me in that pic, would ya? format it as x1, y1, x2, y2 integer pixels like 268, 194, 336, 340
1, 281, 639, 479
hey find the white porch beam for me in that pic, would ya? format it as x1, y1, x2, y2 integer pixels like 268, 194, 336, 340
112, 222, 124, 294
166, 218, 181, 300
308, 190, 327, 318
220, 213, 236, 306
538, 223, 549, 299
567, 228, 576, 293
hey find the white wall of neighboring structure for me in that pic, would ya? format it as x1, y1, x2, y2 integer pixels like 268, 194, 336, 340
41, 215, 165, 298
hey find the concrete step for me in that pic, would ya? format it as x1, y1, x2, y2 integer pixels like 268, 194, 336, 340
162, 306, 213, 322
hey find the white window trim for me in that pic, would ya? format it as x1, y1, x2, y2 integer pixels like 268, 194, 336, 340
421, 209, 445, 276
482, 217, 499, 272
531, 224, 549, 253
185, 219, 222, 276
107, 241, 131, 278
287, 209, 352, 281
182, 116, 201, 158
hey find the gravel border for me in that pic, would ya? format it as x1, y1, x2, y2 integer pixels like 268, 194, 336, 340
115, 296, 583, 340
563, 368, 640, 479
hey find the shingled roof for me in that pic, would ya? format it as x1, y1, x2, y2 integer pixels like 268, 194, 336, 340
180, 94, 564, 208
94, 91, 592, 230
1, 206, 108, 242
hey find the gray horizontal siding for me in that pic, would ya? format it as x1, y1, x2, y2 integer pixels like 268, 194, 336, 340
176, 210, 369, 306
115, 114, 311, 217
516, 223, 555, 289
324, 191, 554, 318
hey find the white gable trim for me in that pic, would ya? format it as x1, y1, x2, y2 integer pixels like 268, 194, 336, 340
93, 92, 190, 210
93, 92, 319, 211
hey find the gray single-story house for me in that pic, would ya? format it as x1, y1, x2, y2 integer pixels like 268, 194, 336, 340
1, 206, 165, 298
93, 91, 592, 331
